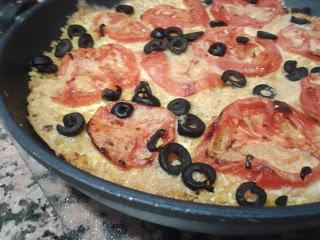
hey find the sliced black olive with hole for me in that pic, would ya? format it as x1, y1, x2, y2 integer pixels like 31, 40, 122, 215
55, 39, 73, 58
147, 129, 165, 152
158, 143, 192, 175
311, 67, 320, 74
144, 38, 169, 54
300, 166, 312, 180
102, 86, 122, 101
183, 31, 204, 42
292, 7, 311, 16
257, 31, 278, 40
68, 24, 87, 39
151, 28, 167, 39
235, 182, 267, 207
99, 24, 106, 37
115, 5, 134, 15
201, 0, 212, 5
182, 163, 216, 192
286, 67, 308, 81
169, 37, 188, 55
252, 84, 277, 99
273, 100, 292, 114
222, 70, 247, 88
178, 114, 206, 138
35, 64, 58, 74
283, 60, 297, 73
275, 195, 288, 207
31, 55, 53, 66
209, 20, 227, 28
56, 112, 85, 137
78, 33, 94, 48
208, 42, 227, 57
166, 26, 183, 39
290, 16, 311, 25
236, 36, 249, 45
132, 81, 161, 107
167, 98, 191, 116
111, 102, 134, 119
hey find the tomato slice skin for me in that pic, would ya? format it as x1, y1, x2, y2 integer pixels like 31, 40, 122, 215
87, 102, 176, 169
94, 12, 150, 42
203, 27, 282, 77
210, 0, 285, 28
141, 49, 223, 97
52, 44, 140, 107
300, 75, 320, 122
277, 22, 320, 62
194, 98, 320, 189
141, 0, 209, 29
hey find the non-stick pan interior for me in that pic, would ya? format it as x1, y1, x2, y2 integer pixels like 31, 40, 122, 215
1, 0, 320, 235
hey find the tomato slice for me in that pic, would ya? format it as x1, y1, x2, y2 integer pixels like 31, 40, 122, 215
194, 98, 320, 189
94, 12, 150, 42
53, 44, 140, 107
141, 44, 223, 97
202, 27, 282, 77
300, 74, 320, 122
141, 0, 209, 28
87, 102, 176, 168
277, 20, 320, 62
210, 0, 285, 28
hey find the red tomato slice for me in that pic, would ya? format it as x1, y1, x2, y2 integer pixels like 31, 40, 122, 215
87, 102, 176, 168
141, 44, 223, 97
300, 74, 320, 122
141, 0, 209, 28
194, 98, 320, 189
210, 0, 285, 28
277, 20, 320, 62
94, 12, 150, 42
53, 44, 140, 107
202, 27, 282, 77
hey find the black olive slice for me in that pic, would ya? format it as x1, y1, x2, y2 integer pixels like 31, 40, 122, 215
273, 100, 292, 114
178, 114, 206, 138
111, 102, 134, 119
56, 112, 85, 137
183, 31, 204, 42
290, 16, 311, 25
182, 163, 216, 192
311, 67, 320, 74
283, 60, 298, 73
300, 166, 312, 180
169, 37, 188, 55
35, 64, 58, 74
55, 39, 73, 58
208, 42, 227, 57
132, 81, 161, 107
201, 0, 212, 5
209, 20, 227, 28
236, 36, 249, 45
32, 55, 53, 66
252, 84, 277, 99
99, 23, 106, 37
286, 67, 308, 81
147, 129, 165, 152
151, 28, 167, 39
292, 7, 311, 16
222, 70, 247, 88
235, 182, 267, 207
167, 98, 191, 116
166, 27, 183, 39
115, 4, 134, 15
275, 195, 288, 207
158, 143, 192, 175
144, 38, 169, 54
257, 31, 278, 40
102, 86, 122, 101
68, 24, 87, 39
248, 0, 258, 4
78, 33, 94, 48
245, 154, 254, 169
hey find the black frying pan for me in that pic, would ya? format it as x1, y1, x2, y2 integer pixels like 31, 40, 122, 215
0, 0, 320, 235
